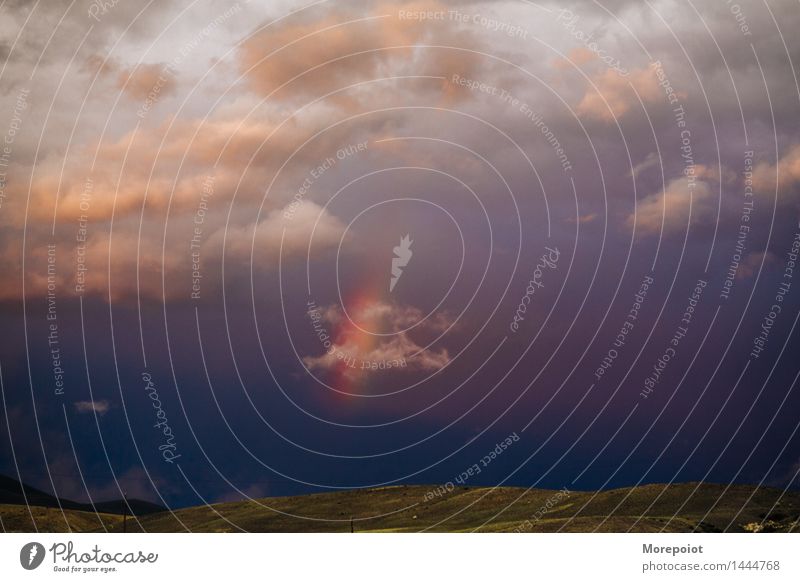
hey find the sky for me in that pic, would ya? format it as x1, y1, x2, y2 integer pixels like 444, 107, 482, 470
0, 0, 799, 511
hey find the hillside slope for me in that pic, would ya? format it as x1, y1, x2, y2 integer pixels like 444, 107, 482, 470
3, 481, 796, 533
0, 473, 165, 519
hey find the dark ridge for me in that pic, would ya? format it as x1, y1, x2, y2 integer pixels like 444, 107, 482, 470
0, 473, 165, 516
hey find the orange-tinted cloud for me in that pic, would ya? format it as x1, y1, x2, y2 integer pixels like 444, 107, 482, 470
303, 301, 452, 374
116, 62, 174, 102
204, 201, 348, 264
577, 66, 661, 122
628, 176, 716, 236
736, 251, 778, 280
552, 46, 597, 72
752, 144, 800, 194
568, 213, 597, 224
238, 0, 483, 108
19, 109, 351, 227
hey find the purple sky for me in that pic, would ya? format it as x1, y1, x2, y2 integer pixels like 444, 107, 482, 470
1, 0, 799, 510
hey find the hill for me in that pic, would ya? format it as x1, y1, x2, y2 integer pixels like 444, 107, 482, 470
0, 474, 165, 518
0, 503, 122, 532
1, 478, 798, 533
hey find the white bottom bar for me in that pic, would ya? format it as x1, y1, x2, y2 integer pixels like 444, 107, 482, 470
2, 533, 797, 581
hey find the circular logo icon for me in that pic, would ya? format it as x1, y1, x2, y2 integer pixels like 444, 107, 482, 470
19, 542, 45, 570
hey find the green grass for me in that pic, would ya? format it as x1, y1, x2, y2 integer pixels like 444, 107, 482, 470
0, 503, 122, 532
2, 483, 798, 533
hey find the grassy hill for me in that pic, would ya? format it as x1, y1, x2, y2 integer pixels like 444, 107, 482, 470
2, 481, 798, 533
0, 474, 165, 517
0, 503, 122, 532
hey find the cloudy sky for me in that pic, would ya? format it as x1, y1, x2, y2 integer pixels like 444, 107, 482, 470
1, 0, 799, 514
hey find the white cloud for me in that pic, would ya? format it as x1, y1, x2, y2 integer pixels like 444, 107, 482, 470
303, 301, 453, 374
628, 176, 716, 236
205, 200, 348, 264
73, 399, 112, 415
629, 152, 659, 179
